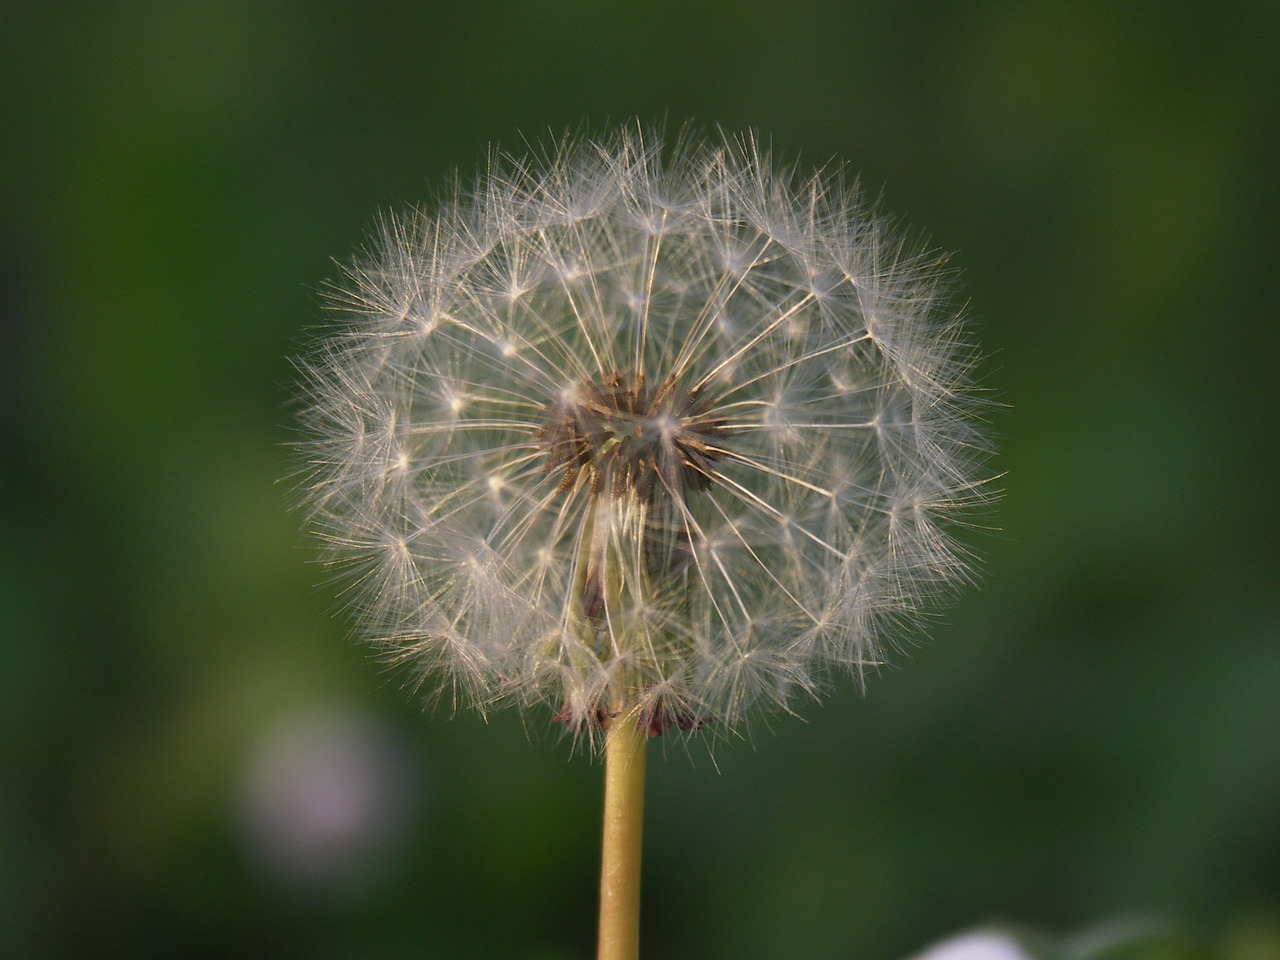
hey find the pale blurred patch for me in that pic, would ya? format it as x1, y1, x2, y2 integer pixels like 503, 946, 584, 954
238, 709, 420, 894
909, 931, 1034, 960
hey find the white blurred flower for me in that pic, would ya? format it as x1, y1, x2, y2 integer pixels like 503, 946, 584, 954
294, 124, 991, 741
908, 931, 1035, 960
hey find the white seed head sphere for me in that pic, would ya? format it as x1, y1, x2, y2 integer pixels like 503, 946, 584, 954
295, 126, 991, 742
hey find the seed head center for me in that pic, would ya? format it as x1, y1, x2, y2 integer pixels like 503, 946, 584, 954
538, 370, 734, 502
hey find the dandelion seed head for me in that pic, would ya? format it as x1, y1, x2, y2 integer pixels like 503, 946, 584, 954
294, 124, 993, 745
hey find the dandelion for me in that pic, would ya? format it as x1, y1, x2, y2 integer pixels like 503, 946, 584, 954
293, 123, 991, 959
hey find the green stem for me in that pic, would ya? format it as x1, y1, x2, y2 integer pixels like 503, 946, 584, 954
597, 717, 648, 960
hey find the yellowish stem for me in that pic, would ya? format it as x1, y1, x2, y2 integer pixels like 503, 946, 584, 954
597, 718, 648, 960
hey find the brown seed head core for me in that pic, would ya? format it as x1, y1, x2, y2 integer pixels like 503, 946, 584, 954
538, 370, 735, 504
538, 370, 738, 672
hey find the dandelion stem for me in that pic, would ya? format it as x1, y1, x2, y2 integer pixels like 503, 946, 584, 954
597, 717, 647, 960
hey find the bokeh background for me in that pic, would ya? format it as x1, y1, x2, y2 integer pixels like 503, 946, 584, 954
3, 2, 1278, 958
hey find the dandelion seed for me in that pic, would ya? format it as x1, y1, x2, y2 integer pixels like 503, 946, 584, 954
293, 124, 991, 743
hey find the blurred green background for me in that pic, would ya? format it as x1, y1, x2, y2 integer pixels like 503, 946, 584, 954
3, 2, 1278, 958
